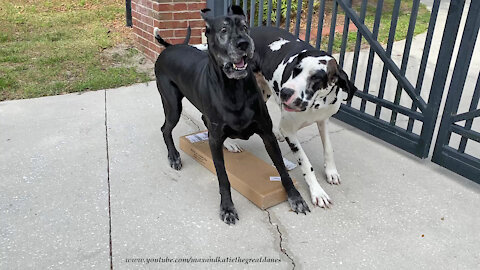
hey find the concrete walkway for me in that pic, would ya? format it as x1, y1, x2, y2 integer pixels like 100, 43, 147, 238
1, 81, 479, 269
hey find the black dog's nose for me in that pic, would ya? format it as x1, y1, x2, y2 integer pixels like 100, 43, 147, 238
236, 39, 249, 51
280, 88, 295, 102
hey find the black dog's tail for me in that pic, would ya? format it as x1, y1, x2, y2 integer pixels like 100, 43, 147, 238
153, 26, 191, 47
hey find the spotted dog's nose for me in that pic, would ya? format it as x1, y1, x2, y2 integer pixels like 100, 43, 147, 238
236, 39, 249, 51
280, 88, 296, 104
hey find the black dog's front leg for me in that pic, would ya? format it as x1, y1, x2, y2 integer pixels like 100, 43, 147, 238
208, 134, 239, 225
260, 132, 310, 214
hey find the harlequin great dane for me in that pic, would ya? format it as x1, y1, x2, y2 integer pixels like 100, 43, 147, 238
154, 8, 310, 225
250, 26, 358, 208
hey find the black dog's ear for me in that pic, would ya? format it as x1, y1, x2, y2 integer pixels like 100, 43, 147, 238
200, 8, 212, 33
228, 5, 245, 17
336, 69, 358, 101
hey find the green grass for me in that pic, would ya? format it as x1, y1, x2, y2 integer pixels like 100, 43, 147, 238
0, 0, 150, 101
0, 0, 431, 101
318, 0, 431, 53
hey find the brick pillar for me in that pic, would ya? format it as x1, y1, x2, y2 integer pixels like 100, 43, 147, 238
131, 0, 207, 61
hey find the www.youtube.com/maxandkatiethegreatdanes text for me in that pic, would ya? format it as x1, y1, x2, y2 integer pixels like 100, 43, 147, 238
125, 256, 282, 265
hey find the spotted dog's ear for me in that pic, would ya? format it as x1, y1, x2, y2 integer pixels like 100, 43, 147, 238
336, 69, 358, 101
326, 58, 339, 82
228, 5, 246, 17
201, 8, 212, 32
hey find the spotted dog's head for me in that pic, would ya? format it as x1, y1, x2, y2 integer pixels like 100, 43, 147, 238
201, 6, 254, 80
278, 51, 357, 112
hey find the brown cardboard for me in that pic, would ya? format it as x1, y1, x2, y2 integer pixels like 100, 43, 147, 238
179, 131, 296, 209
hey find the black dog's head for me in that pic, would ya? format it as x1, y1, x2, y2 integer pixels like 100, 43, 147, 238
279, 50, 357, 112
201, 6, 254, 80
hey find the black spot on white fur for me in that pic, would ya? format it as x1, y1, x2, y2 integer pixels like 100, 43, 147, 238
285, 137, 299, 152
292, 66, 302, 78
273, 81, 280, 94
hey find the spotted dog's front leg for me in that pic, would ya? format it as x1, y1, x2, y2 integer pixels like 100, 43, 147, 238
282, 130, 332, 208
317, 120, 341, 185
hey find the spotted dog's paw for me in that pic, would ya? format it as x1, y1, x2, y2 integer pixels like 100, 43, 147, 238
287, 192, 311, 214
325, 167, 341, 185
310, 184, 332, 208
223, 138, 243, 153
220, 205, 239, 225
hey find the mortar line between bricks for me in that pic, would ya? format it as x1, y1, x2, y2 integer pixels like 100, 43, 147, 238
104, 89, 113, 270
265, 209, 295, 270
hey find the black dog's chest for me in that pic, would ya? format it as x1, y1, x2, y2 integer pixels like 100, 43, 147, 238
223, 106, 256, 135
224, 121, 258, 140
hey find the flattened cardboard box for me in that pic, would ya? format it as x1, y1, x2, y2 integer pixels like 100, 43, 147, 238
179, 131, 296, 209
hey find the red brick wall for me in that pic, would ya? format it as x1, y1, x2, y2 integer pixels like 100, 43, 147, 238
131, 0, 207, 61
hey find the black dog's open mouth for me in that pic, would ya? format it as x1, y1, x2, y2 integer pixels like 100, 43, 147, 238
232, 56, 248, 71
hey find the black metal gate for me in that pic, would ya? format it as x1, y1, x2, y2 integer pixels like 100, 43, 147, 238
207, 0, 480, 183
431, 0, 480, 181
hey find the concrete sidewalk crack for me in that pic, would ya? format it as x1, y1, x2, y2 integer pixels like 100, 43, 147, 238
265, 209, 296, 270
104, 89, 113, 270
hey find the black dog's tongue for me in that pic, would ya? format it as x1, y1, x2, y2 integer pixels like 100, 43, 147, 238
234, 58, 245, 68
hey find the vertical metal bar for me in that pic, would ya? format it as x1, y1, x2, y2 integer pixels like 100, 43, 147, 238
236, 0, 240, 5
434, 0, 480, 151
374, 0, 401, 118
315, 0, 326, 49
294, 0, 303, 38
304, 0, 314, 43
390, 0, 420, 125
125, 0, 132, 27
267, 0, 273, 27
275, 0, 282, 27
347, 0, 368, 106
359, 0, 384, 112
243, 0, 247, 16
224, 0, 228, 15
285, 0, 293, 31
327, 0, 338, 54
459, 74, 480, 152
258, 0, 264, 26
407, 0, 441, 132
338, 0, 352, 67
422, 0, 467, 158
250, 0, 256, 27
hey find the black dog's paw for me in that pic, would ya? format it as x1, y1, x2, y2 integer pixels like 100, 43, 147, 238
287, 192, 311, 215
219, 205, 239, 225
168, 154, 182, 170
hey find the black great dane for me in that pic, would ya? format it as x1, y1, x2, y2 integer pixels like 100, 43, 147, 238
154, 6, 310, 225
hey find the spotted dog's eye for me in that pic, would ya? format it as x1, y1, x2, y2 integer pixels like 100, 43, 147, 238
312, 82, 322, 91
